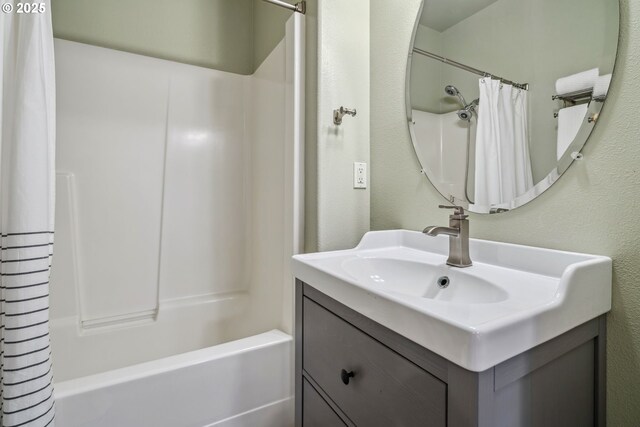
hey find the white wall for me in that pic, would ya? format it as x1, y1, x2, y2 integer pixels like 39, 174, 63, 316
315, 0, 370, 251
53, 39, 251, 325
51, 36, 300, 379
54, 41, 171, 325
247, 41, 287, 335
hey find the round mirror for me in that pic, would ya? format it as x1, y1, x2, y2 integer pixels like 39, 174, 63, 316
406, 0, 619, 213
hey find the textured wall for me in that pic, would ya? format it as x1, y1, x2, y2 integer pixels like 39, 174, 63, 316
315, 0, 370, 251
304, 0, 319, 253
371, 0, 640, 425
52, 0, 290, 74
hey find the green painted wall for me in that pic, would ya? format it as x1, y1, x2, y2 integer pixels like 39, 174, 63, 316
253, 0, 291, 71
410, 24, 444, 113
371, 0, 640, 425
52, 0, 291, 74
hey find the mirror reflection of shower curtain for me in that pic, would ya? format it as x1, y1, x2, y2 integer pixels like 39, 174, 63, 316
474, 78, 533, 207
0, 1, 57, 425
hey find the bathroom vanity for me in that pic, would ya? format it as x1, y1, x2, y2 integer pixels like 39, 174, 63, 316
292, 230, 611, 427
296, 281, 605, 427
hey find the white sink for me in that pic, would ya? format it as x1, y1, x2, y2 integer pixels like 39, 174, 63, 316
292, 230, 611, 372
342, 257, 508, 304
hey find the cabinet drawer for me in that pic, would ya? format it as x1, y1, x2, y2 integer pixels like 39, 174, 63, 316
303, 297, 446, 427
303, 378, 347, 426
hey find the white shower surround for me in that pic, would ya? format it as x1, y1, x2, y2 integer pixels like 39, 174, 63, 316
50, 14, 304, 426
410, 109, 476, 203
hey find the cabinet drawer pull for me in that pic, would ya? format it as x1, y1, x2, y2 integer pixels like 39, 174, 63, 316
341, 369, 355, 385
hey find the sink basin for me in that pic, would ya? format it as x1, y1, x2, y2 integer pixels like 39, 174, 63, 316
292, 230, 611, 371
342, 257, 508, 304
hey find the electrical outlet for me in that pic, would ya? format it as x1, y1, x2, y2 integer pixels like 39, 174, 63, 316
354, 162, 367, 189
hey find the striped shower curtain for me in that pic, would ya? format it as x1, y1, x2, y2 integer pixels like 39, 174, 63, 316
0, 1, 56, 426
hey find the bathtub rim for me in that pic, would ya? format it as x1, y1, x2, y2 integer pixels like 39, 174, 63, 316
54, 329, 292, 399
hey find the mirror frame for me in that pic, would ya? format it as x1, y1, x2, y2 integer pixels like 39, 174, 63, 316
405, 0, 620, 214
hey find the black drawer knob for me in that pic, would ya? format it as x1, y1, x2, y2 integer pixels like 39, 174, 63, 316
341, 369, 355, 385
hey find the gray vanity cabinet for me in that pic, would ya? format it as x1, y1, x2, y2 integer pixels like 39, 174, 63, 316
295, 280, 606, 427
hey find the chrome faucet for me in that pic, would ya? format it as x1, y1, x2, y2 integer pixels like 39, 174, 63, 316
423, 205, 472, 268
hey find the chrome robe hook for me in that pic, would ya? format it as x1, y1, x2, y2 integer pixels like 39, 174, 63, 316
333, 106, 357, 125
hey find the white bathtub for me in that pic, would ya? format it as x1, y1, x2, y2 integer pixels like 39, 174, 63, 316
54, 330, 294, 427
51, 13, 304, 426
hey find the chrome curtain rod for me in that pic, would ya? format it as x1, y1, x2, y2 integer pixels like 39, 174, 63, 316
261, 0, 306, 14
412, 47, 529, 90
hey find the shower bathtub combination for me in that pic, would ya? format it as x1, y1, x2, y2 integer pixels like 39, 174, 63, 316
55, 331, 293, 427
48, 13, 305, 427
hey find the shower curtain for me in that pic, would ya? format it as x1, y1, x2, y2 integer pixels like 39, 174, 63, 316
474, 78, 533, 207
0, 1, 56, 426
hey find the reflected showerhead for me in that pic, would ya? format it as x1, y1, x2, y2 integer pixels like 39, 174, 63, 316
444, 84, 468, 107
447, 86, 478, 122
444, 85, 459, 97
457, 109, 472, 121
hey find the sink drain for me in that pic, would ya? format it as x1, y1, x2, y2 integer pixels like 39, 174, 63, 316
437, 276, 450, 288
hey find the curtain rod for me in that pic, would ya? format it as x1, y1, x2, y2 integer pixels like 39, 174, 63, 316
412, 47, 529, 91
261, 0, 306, 14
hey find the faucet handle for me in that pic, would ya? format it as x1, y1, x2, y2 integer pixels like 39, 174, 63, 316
438, 205, 466, 215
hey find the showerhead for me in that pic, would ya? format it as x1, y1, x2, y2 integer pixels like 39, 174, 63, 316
457, 109, 472, 121
447, 86, 478, 122
444, 85, 459, 97
444, 84, 468, 108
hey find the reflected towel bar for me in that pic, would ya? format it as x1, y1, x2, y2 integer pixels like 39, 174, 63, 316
552, 89, 606, 103
552, 89, 593, 102
552, 89, 606, 117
